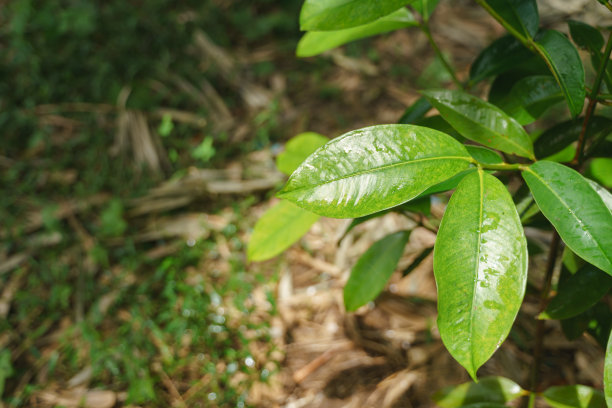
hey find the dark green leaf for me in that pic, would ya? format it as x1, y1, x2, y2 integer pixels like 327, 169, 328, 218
399, 96, 432, 124
297, 9, 417, 57
568, 20, 604, 53
522, 161, 612, 276
542, 385, 606, 408
278, 124, 473, 218
433, 376, 524, 407
540, 264, 612, 319
496, 75, 563, 125
276, 132, 328, 175
344, 231, 411, 311
414, 115, 465, 142
561, 302, 611, 346
605, 329, 612, 407
535, 30, 586, 117
299, 0, 414, 31
422, 89, 535, 159
482, 0, 539, 38
434, 171, 528, 379
470, 35, 542, 84
533, 116, 612, 159
248, 200, 320, 262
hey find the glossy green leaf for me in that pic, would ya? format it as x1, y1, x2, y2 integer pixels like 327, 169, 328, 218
276, 132, 328, 175
399, 96, 432, 124
411, 0, 441, 21
540, 264, 612, 319
299, 0, 414, 31
605, 328, 612, 407
587, 178, 612, 211
568, 20, 604, 53
535, 30, 586, 117
434, 171, 528, 379
497, 75, 563, 125
561, 302, 612, 346
247, 200, 320, 262
466, 146, 504, 165
433, 376, 524, 407
422, 89, 535, 159
590, 158, 612, 188
470, 35, 542, 84
533, 116, 612, 159
482, 0, 539, 38
278, 124, 473, 218
522, 161, 612, 276
542, 385, 606, 408
297, 8, 417, 57
344, 230, 411, 311
414, 115, 465, 142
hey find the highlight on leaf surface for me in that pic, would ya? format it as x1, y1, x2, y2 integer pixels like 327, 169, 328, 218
434, 170, 528, 380
278, 124, 473, 219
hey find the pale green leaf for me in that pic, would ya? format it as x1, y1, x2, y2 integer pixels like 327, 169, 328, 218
522, 161, 612, 276
297, 8, 416, 57
434, 170, 528, 380
278, 124, 473, 218
535, 30, 586, 117
299, 0, 414, 31
276, 132, 328, 175
433, 376, 524, 407
422, 89, 535, 159
542, 385, 606, 408
344, 230, 411, 311
248, 200, 319, 262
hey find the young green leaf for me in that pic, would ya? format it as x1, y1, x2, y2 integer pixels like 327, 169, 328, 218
297, 8, 417, 57
496, 75, 563, 125
433, 376, 524, 408
344, 230, 411, 311
605, 330, 612, 407
422, 89, 535, 159
299, 0, 414, 31
247, 200, 320, 262
542, 385, 606, 408
535, 30, 586, 117
522, 161, 612, 276
470, 35, 542, 84
540, 264, 612, 320
434, 170, 528, 380
480, 0, 539, 38
278, 124, 473, 218
276, 132, 328, 175
466, 146, 504, 165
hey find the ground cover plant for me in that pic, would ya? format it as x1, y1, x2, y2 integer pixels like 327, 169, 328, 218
250, 0, 612, 406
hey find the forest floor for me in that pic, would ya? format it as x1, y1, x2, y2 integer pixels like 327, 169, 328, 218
1, 1, 609, 407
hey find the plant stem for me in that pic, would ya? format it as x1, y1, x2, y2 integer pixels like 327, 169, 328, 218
528, 231, 560, 393
477, 162, 526, 171
572, 30, 612, 166
419, 22, 463, 89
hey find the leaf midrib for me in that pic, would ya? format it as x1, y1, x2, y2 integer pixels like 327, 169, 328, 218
282, 155, 472, 195
526, 168, 612, 268
469, 169, 485, 376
